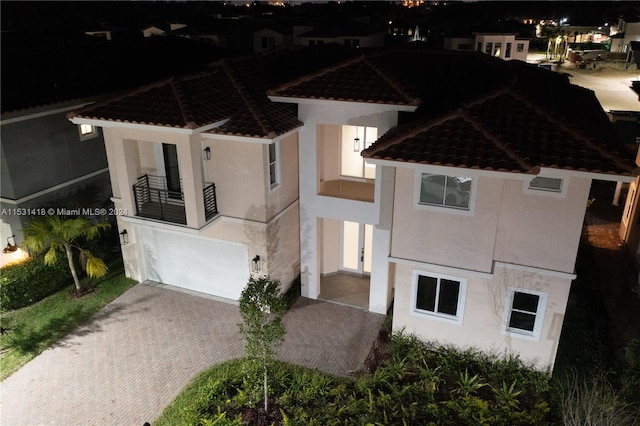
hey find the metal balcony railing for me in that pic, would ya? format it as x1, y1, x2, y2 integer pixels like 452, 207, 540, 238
133, 175, 218, 225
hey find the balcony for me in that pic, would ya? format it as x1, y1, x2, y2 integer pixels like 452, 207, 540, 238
318, 179, 375, 202
133, 175, 218, 225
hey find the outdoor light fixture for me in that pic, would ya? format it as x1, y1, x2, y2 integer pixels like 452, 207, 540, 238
353, 137, 360, 152
3, 235, 17, 254
252, 255, 261, 273
119, 229, 129, 245
203, 147, 211, 161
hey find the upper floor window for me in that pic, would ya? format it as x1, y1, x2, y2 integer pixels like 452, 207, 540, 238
78, 124, 98, 140
504, 288, 547, 340
412, 271, 467, 324
269, 142, 279, 189
516, 43, 525, 52
485, 42, 493, 55
528, 176, 563, 193
418, 174, 471, 210
505, 42, 512, 58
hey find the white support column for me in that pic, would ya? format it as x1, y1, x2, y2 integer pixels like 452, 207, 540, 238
613, 181, 623, 206
368, 165, 396, 314
110, 135, 140, 215
178, 134, 206, 229
298, 120, 320, 299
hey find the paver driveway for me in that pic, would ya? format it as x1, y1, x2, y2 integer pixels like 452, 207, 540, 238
1, 282, 384, 425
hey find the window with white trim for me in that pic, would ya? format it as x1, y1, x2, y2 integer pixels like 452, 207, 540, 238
516, 43, 525, 52
78, 124, 98, 140
418, 174, 472, 210
505, 288, 547, 339
412, 271, 466, 324
268, 142, 279, 189
528, 176, 563, 193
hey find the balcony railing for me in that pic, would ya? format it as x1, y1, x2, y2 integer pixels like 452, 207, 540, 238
133, 175, 218, 225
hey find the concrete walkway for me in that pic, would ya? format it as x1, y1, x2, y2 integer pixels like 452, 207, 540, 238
0, 282, 384, 425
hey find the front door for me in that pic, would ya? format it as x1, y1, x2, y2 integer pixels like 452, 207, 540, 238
162, 143, 181, 197
341, 221, 373, 275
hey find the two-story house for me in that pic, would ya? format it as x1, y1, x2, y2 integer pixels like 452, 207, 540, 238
69, 48, 636, 371
444, 33, 530, 61
268, 50, 636, 370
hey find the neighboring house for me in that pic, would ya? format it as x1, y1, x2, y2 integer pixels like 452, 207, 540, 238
444, 33, 529, 61
609, 18, 640, 54
69, 48, 636, 371
268, 50, 636, 371
253, 26, 292, 53
295, 27, 385, 49
0, 99, 110, 267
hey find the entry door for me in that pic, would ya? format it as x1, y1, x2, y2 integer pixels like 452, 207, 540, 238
341, 221, 373, 275
162, 143, 181, 196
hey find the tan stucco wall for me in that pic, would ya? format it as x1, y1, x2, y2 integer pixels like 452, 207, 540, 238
391, 169, 502, 272
493, 177, 591, 273
392, 262, 571, 371
317, 123, 341, 184
391, 169, 590, 274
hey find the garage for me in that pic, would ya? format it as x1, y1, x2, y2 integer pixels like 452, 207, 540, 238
139, 227, 249, 300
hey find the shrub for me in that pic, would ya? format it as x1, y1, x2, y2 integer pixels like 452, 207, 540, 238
0, 253, 70, 310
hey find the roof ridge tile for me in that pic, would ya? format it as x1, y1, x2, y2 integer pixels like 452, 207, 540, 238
361, 56, 420, 106
170, 77, 197, 129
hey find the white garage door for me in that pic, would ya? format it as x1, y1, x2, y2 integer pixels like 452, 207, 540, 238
139, 227, 249, 300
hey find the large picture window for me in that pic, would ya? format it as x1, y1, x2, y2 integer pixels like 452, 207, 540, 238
505, 288, 547, 339
419, 174, 471, 210
412, 271, 466, 324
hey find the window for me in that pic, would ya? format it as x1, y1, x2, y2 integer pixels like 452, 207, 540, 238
78, 124, 97, 140
516, 43, 524, 52
494, 42, 502, 57
412, 271, 466, 323
505, 42, 512, 58
505, 288, 547, 339
419, 174, 471, 210
485, 42, 493, 55
529, 176, 563, 193
476, 41, 482, 52
261, 36, 275, 49
341, 125, 377, 179
268, 142, 279, 189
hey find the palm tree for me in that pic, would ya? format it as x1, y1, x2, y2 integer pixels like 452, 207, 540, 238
22, 216, 111, 292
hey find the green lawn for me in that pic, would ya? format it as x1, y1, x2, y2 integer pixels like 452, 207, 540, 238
0, 267, 136, 381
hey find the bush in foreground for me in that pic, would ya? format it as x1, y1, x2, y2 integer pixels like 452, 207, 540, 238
156, 331, 551, 425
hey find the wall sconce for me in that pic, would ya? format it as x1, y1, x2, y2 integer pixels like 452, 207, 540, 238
353, 137, 360, 152
252, 255, 261, 273
3, 235, 17, 254
203, 147, 211, 161
119, 229, 129, 245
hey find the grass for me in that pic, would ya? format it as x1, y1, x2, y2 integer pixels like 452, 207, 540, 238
0, 264, 136, 381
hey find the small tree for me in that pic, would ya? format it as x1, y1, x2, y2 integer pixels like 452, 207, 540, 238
238, 276, 286, 413
22, 216, 111, 292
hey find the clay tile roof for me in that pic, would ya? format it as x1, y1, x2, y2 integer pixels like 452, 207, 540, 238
364, 88, 638, 177
69, 56, 302, 138
268, 55, 420, 106
68, 70, 233, 129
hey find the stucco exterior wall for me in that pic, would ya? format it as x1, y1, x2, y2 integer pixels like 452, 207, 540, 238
494, 177, 591, 273
391, 168, 502, 273
392, 262, 572, 371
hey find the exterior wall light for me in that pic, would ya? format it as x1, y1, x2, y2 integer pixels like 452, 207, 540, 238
3, 235, 17, 253
353, 137, 360, 152
252, 255, 261, 273
119, 229, 129, 245
203, 147, 211, 161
